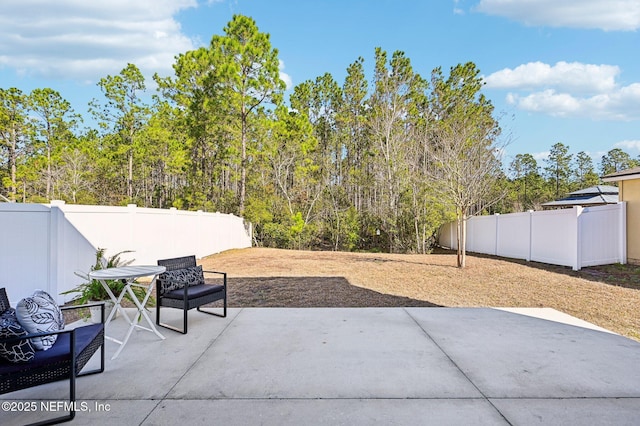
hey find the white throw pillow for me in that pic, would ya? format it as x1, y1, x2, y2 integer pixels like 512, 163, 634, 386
15, 290, 64, 351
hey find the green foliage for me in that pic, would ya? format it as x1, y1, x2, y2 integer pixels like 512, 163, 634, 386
341, 207, 361, 251
89, 63, 150, 203
0, 88, 30, 201
544, 142, 573, 198
211, 14, 285, 215
6, 14, 638, 257
508, 153, 547, 210
244, 195, 274, 226
574, 151, 600, 189
62, 248, 136, 304
600, 148, 639, 176
289, 211, 305, 235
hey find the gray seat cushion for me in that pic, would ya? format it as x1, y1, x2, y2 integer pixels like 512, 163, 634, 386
163, 284, 224, 300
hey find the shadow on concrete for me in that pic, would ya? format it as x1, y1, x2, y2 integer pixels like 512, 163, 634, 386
222, 276, 442, 308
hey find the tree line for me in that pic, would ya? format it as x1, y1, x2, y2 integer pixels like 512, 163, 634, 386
1, 15, 638, 259
503, 143, 639, 213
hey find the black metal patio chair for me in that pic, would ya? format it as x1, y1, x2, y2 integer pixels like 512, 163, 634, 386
156, 255, 227, 334
0, 287, 105, 425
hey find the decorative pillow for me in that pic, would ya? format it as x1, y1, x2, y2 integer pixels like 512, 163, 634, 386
32, 290, 65, 329
159, 265, 204, 293
0, 308, 36, 363
16, 291, 64, 351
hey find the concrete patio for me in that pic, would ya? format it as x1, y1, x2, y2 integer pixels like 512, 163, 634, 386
3, 307, 640, 425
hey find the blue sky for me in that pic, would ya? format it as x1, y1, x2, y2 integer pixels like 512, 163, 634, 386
1, 0, 639, 168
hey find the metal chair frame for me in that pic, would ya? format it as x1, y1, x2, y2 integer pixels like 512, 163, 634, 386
0, 288, 105, 426
156, 255, 227, 334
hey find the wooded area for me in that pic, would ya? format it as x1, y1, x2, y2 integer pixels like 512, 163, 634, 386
1, 15, 639, 256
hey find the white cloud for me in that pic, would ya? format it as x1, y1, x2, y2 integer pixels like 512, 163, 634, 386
615, 140, 640, 153
453, 0, 465, 15
0, 0, 198, 83
279, 60, 293, 90
590, 150, 608, 161
504, 84, 640, 121
510, 90, 581, 115
476, 0, 640, 31
486, 62, 640, 121
484, 62, 619, 94
532, 151, 550, 161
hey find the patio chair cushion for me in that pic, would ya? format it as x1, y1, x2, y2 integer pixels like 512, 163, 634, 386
16, 291, 64, 351
0, 322, 103, 374
0, 308, 36, 363
163, 283, 225, 300
159, 265, 205, 293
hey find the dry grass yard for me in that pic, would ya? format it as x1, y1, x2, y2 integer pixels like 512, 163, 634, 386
200, 247, 640, 341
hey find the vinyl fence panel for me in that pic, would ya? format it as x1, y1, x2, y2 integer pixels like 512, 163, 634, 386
438, 203, 626, 271
496, 211, 531, 261
466, 215, 497, 255
530, 208, 579, 269
0, 202, 252, 304
0, 204, 55, 304
438, 221, 457, 250
580, 203, 627, 267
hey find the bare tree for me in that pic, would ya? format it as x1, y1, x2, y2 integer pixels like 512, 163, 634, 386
425, 63, 507, 267
57, 149, 93, 203
426, 120, 506, 266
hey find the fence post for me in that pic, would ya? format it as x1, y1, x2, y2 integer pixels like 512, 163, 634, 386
494, 213, 500, 256
49, 200, 66, 302
527, 210, 533, 262
620, 202, 627, 265
574, 206, 583, 271
197, 210, 204, 258
127, 204, 136, 256
247, 220, 253, 247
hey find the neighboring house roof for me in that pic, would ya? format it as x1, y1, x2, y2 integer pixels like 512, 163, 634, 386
602, 166, 640, 182
542, 185, 619, 208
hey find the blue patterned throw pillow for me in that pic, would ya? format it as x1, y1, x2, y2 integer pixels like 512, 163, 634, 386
159, 265, 205, 293
0, 308, 36, 363
16, 291, 64, 351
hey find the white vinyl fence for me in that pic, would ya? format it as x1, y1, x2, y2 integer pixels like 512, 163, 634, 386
0, 201, 252, 304
438, 203, 627, 271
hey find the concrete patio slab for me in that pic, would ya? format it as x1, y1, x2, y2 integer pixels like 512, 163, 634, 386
144, 399, 510, 426
490, 398, 640, 426
168, 308, 481, 399
2, 307, 640, 426
406, 308, 640, 399
495, 307, 616, 334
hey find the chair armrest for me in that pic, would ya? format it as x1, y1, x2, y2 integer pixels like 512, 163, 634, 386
203, 271, 227, 291
202, 270, 227, 287
202, 270, 226, 276
61, 301, 105, 324
60, 301, 105, 312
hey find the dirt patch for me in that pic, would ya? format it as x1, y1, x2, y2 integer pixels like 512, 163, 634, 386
199, 247, 640, 341
226, 276, 440, 307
